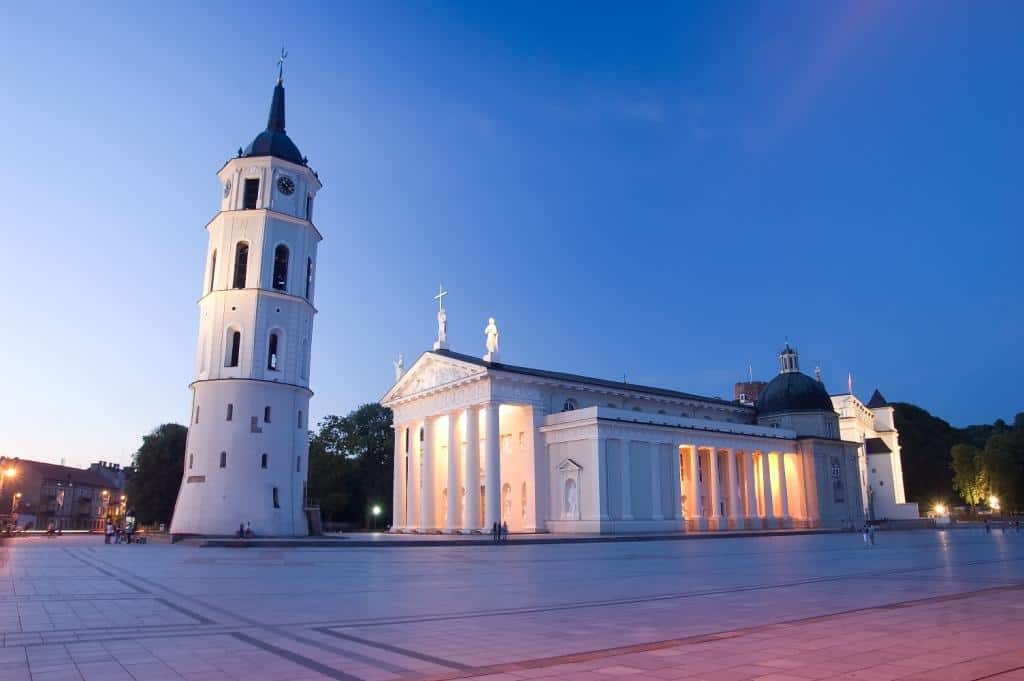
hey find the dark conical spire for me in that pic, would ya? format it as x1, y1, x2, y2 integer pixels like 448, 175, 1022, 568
267, 79, 286, 132
866, 389, 888, 408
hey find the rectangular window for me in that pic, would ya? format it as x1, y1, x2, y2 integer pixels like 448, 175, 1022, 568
243, 178, 260, 209
250, 416, 262, 434
226, 404, 233, 421
272, 487, 280, 509
296, 456, 301, 473
194, 406, 200, 424
297, 410, 303, 429
264, 406, 272, 423
219, 451, 227, 468
305, 195, 313, 220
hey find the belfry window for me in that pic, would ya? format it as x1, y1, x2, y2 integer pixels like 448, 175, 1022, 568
296, 456, 301, 472
267, 333, 279, 371
272, 244, 289, 291
261, 453, 268, 469
226, 404, 233, 421
220, 451, 227, 468
305, 195, 313, 220
264, 406, 272, 423
226, 330, 241, 367
188, 453, 193, 470
272, 487, 280, 509
243, 178, 260, 209
208, 250, 217, 293
305, 258, 313, 299
232, 242, 249, 288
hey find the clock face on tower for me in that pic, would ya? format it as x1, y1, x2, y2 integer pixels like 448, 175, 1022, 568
223, 179, 232, 198
276, 175, 295, 196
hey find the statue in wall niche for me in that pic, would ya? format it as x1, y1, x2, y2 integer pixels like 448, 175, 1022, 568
564, 478, 579, 520
393, 354, 404, 382
484, 317, 499, 356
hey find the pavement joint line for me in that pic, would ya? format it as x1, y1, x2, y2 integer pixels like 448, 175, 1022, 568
314, 627, 471, 671
151, 597, 215, 625
972, 663, 1024, 680
231, 631, 364, 681
410, 582, 1024, 681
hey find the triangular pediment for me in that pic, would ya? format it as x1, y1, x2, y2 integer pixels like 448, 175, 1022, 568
382, 352, 486, 403
557, 458, 582, 472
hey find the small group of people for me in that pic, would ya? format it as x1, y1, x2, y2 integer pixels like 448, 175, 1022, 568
861, 523, 877, 547
236, 521, 254, 538
490, 520, 510, 543
103, 514, 137, 544
984, 518, 1022, 534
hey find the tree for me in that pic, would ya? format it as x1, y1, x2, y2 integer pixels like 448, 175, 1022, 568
127, 423, 187, 526
307, 403, 393, 526
893, 403, 959, 503
981, 434, 1020, 512
951, 444, 986, 511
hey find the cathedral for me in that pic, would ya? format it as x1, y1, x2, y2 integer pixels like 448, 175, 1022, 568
383, 322, 917, 534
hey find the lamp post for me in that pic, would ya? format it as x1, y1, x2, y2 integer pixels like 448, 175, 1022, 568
11, 492, 21, 514
371, 504, 381, 531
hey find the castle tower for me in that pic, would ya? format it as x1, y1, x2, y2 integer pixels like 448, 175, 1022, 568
170, 70, 322, 537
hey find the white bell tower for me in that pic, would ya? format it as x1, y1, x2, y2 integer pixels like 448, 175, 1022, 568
170, 66, 322, 537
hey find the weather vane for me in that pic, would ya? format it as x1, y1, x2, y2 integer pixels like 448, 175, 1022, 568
277, 47, 288, 82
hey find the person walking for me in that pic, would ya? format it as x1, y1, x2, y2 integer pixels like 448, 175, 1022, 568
104, 518, 114, 545
501, 520, 509, 543
862, 524, 870, 547
985, 518, 991, 534
868, 524, 876, 546
491, 521, 499, 543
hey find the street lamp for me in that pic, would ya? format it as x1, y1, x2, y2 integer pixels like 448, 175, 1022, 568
11, 492, 21, 514
371, 504, 381, 531
990, 495, 1001, 512
0, 466, 16, 497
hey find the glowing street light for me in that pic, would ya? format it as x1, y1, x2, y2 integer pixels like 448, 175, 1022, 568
371, 504, 382, 531
11, 492, 21, 514
989, 495, 1001, 512
933, 503, 947, 516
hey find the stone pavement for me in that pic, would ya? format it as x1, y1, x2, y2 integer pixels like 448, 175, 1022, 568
1, 529, 1022, 681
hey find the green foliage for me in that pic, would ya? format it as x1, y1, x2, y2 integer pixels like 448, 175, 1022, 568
127, 423, 187, 526
982, 432, 1022, 510
307, 403, 393, 526
951, 444, 986, 507
892, 403, 959, 504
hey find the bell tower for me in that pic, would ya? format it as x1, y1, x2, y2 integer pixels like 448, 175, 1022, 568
170, 65, 323, 537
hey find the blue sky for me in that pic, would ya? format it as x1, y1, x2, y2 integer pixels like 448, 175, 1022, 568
2, 2, 1021, 467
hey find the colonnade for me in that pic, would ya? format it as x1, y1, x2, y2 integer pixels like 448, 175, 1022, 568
678, 446, 794, 530
391, 402, 504, 533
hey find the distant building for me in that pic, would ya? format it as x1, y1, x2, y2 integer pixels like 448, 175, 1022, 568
831, 390, 919, 520
4, 459, 127, 531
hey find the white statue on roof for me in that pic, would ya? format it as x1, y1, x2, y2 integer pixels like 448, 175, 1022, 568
433, 284, 449, 351
484, 317, 499, 362
393, 354, 404, 382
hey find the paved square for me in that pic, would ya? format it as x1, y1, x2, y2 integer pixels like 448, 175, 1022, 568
1, 530, 1023, 680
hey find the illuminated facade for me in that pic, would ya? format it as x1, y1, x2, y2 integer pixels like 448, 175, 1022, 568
383, 341, 875, 534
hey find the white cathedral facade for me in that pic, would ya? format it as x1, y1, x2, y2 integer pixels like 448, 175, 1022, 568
170, 71, 319, 537
383, 325, 918, 534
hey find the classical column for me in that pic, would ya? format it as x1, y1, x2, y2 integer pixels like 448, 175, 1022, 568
443, 412, 459, 533
744, 452, 760, 529
419, 417, 435, 531
621, 441, 633, 521
725, 448, 740, 529
598, 438, 610, 521
406, 424, 419, 529
688, 446, 703, 530
707, 448, 723, 529
483, 402, 501, 530
777, 452, 790, 525
670, 445, 683, 521
760, 451, 775, 528
650, 443, 664, 521
462, 406, 480, 532
391, 424, 404, 531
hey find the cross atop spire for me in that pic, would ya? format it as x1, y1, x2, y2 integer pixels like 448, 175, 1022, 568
277, 47, 288, 84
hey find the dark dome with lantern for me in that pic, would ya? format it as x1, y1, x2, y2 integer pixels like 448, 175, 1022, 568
755, 344, 835, 416
242, 79, 306, 166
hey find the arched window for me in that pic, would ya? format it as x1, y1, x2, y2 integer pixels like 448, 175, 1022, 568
188, 453, 193, 470
261, 453, 268, 469
272, 487, 280, 508
225, 330, 241, 367
208, 250, 217, 293
226, 404, 233, 421
267, 333, 279, 370
297, 410, 303, 429
232, 242, 249, 288
305, 258, 314, 299
264, 406, 272, 423
562, 399, 577, 412
219, 451, 227, 468
272, 244, 289, 291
